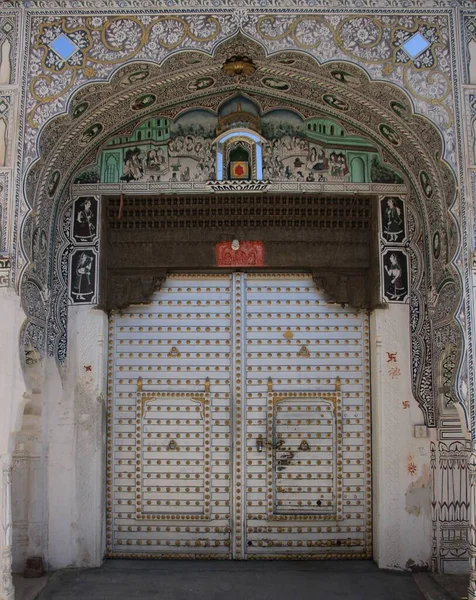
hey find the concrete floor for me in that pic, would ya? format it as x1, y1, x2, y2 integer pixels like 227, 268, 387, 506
13, 574, 48, 600
35, 560, 426, 600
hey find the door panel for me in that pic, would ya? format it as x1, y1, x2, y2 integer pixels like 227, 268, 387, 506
108, 275, 233, 557
243, 274, 371, 559
270, 393, 340, 517
108, 273, 371, 559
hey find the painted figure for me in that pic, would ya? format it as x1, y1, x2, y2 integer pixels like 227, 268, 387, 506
121, 148, 144, 181
75, 198, 96, 241
384, 253, 406, 301
383, 198, 403, 242
181, 166, 191, 181
72, 253, 94, 301
308, 146, 328, 172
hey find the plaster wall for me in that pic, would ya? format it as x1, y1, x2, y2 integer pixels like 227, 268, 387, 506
371, 304, 433, 571
0, 289, 27, 456
0, 289, 27, 598
44, 305, 107, 569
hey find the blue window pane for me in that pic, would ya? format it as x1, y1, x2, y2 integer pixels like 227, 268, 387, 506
402, 33, 430, 59
49, 34, 78, 61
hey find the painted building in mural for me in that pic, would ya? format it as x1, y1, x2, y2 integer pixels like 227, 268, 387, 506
1, 0, 476, 599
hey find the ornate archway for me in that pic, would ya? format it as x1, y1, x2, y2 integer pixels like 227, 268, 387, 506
19, 32, 461, 431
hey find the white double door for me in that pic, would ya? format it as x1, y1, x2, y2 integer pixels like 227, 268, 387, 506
108, 273, 371, 559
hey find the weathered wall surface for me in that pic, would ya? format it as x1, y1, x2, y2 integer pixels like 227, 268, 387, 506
44, 306, 107, 569
371, 304, 434, 571
0, 288, 28, 598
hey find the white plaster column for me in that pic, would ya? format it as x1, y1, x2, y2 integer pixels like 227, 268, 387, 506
371, 304, 434, 570
0, 456, 14, 600
45, 306, 107, 569
468, 452, 476, 599
0, 287, 31, 597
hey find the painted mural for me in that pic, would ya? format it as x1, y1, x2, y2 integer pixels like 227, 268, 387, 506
67, 195, 99, 306
69, 248, 96, 304
382, 249, 409, 303
72, 196, 98, 244
100, 111, 218, 184
98, 97, 403, 185
381, 196, 406, 244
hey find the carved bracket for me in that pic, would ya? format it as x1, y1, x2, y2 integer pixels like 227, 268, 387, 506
311, 269, 378, 310
104, 269, 166, 310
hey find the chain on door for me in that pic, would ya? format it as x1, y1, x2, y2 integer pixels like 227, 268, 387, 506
107, 273, 371, 559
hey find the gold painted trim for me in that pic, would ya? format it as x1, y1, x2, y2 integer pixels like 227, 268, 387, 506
266, 386, 343, 521
135, 390, 211, 521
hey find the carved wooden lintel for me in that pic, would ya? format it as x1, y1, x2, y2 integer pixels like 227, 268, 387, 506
104, 269, 166, 310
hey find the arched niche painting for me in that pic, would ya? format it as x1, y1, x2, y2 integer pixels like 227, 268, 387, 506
95, 101, 404, 185
100, 110, 217, 184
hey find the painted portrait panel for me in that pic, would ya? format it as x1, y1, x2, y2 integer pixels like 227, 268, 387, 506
72, 196, 98, 244
382, 249, 409, 303
69, 248, 97, 305
380, 196, 405, 244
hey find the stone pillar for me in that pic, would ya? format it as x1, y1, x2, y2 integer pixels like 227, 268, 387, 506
468, 452, 476, 599
0, 456, 14, 600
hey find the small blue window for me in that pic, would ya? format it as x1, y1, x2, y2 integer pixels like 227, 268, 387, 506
402, 33, 430, 59
49, 34, 79, 61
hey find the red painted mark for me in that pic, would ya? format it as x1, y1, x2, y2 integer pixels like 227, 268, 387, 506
402, 400, 410, 410
216, 241, 265, 267
388, 366, 401, 379
84, 365, 92, 372
386, 352, 397, 363
235, 164, 244, 177
407, 455, 417, 476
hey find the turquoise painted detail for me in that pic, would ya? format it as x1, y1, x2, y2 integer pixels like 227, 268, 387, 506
100, 118, 171, 182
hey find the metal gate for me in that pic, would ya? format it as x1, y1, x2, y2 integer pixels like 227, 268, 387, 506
107, 273, 371, 559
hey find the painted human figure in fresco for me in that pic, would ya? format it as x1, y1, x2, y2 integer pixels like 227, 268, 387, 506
72, 253, 94, 301
181, 166, 191, 181
307, 146, 328, 172
146, 148, 166, 170
384, 253, 406, 301
383, 198, 403, 242
75, 198, 96, 241
146, 150, 158, 168
329, 153, 348, 177
121, 148, 144, 181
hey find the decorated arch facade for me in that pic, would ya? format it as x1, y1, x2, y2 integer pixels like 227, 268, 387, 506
2, 2, 476, 599
21, 34, 463, 425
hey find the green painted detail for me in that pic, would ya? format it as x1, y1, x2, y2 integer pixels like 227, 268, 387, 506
305, 118, 374, 148
304, 118, 377, 183
100, 118, 171, 182
348, 154, 367, 183
95, 113, 403, 185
